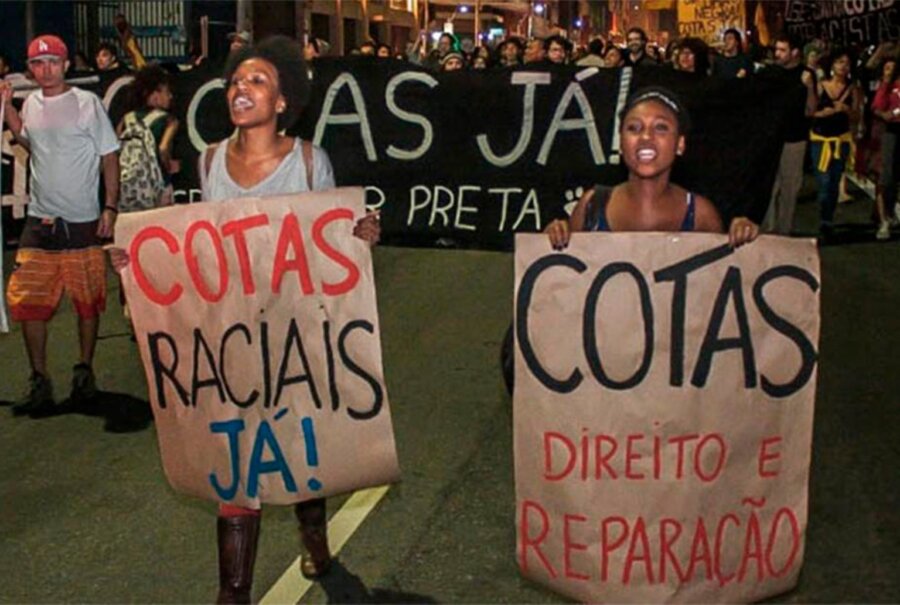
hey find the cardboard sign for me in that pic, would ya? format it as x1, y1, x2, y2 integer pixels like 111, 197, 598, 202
677, 0, 746, 44
115, 188, 400, 508
514, 233, 820, 603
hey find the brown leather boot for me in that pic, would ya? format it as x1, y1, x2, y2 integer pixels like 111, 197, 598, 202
295, 498, 332, 578
216, 514, 260, 604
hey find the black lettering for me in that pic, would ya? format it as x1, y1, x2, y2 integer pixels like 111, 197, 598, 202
583, 262, 653, 390
654, 243, 735, 387
147, 331, 189, 409
219, 323, 259, 408
275, 318, 322, 409
324, 320, 340, 411
338, 319, 384, 420
753, 266, 819, 398
260, 320, 272, 407
516, 254, 586, 393
192, 328, 227, 406
691, 266, 757, 389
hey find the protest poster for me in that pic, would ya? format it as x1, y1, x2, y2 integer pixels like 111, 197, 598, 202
513, 233, 820, 602
677, 0, 745, 44
115, 188, 400, 508
784, 0, 900, 48
2, 62, 798, 249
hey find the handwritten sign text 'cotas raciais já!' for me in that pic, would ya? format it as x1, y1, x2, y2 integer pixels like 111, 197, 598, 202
115, 188, 400, 508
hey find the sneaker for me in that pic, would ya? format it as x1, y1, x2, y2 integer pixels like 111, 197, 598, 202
12, 372, 54, 417
71, 363, 98, 403
876, 221, 891, 241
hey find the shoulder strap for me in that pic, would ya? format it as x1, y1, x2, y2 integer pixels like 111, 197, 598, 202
302, 139, 315, 190
586, 185, 613, 231
122, 111, 139, 132
835, 83, 852, 103
199, 143, 219, 196
142, 108, 167, 128
681, 191, 696, 231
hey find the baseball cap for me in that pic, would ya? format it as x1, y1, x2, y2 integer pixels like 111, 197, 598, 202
228, 31, 252, 44
28, 35, 69, 61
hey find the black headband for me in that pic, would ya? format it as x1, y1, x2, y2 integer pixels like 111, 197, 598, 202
620, 86, 691, 134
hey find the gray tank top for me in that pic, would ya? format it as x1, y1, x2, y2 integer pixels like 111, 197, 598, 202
201, 137, 322, 202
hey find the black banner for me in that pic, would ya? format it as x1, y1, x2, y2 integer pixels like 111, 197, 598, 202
4, 59, 800, 250
784, 0, 900, 47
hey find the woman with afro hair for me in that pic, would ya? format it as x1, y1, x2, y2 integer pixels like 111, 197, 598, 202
112, 35, 380, 603
208, 34, 380, 603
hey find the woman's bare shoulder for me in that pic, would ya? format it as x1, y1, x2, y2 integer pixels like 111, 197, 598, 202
692, 192, 725, 233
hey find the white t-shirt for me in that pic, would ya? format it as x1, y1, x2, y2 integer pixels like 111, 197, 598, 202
21, 86, 119, 222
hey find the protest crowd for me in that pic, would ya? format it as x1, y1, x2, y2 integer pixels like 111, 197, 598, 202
0, 7, 897, 604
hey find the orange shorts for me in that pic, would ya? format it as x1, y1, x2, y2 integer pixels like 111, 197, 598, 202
7, 218, 107, 321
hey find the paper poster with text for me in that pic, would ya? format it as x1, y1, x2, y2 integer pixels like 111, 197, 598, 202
514, 233, 820, 603
116, 188, 400, 508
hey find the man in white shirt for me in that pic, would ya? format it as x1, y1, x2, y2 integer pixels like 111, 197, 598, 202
0, 34, 120, 416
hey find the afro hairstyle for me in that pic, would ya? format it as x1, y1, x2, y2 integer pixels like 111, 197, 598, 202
224, 35, 311, 132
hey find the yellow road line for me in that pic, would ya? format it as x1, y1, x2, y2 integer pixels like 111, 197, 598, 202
259, 485, 391, 605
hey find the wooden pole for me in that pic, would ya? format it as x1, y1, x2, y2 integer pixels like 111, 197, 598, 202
474, 0, 481, 46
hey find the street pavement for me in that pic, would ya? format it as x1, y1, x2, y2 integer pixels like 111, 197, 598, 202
1, 187, 898, 603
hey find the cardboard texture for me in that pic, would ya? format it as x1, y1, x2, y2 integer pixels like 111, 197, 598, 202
116, 188, 399, 508
514, 233, 820, 603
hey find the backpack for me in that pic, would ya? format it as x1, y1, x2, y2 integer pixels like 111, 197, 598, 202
119, 109, 167, 212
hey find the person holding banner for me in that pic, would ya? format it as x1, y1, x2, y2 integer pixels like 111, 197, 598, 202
546, 87, 759, 248
110, 35, 379, 603
500, 87, 758, 394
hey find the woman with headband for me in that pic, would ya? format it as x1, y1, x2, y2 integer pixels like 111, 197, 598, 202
546, 86, 759, 247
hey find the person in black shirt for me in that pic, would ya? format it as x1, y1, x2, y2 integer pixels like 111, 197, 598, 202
712, 28, 754, 79
762, 33, 817, 235
625, 27, 655, 68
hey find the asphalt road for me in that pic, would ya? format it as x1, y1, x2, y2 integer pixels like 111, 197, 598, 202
1, 188, 898, 603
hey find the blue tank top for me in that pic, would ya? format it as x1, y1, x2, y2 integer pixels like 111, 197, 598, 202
588, 185, 696, 232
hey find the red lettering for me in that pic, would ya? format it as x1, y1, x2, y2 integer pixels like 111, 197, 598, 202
271, 213, 315, 295
518, 500, 557, 578
129, 226, 183, 306
579, 430, 589, 480
694, 433, 727, 482
625, 434, 645, 480
594, 435, 618, 479
659, 518, 686, 583
623, 517, 654, 584
765, 507, 801, 577
738, 509, 765, 582
221, 213, 269, 295
600, 516, 629, 581
652, 433, 662, 479
758, 436, 782, 478
685, 517, 713, 582
563, 514, 590, 581
714, 513, 740, 586
312, 208, 360, 296
543, 432, 577, 481
184, 220, 229, 302
669, 434, 699, 479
